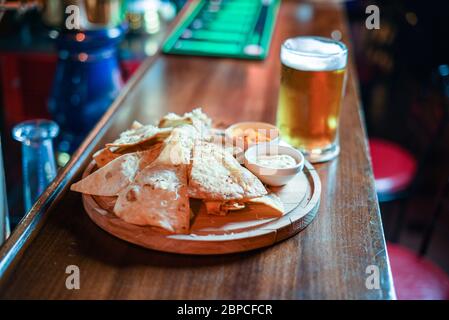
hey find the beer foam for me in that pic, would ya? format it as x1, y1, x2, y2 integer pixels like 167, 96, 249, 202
281, 37, 347, 71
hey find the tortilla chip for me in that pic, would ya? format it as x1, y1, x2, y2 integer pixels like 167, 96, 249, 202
93, 140, 164, 169
188, 141, 267, 200
204, 200, 245, 216
158, 108, 211, 135
113, 164, 190, 233
106, 125, 172, 148
155, 125, 198, 165
130, 120, 143, 130
137, 143, 164, 169
202, 194, 283, 217
247, 193, 284, 217
93, 148, 120, 168
93, 195, 117, 212
71, 153, 140, 196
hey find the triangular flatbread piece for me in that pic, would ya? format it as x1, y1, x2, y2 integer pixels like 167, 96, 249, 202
156, 125, 198, 165
130, 120, 143, 130
93, 147, 120, 168
247, 193, 284, 217
71, 153, 140, 196
188, 141, 267, 200
113, 164, 190, 233
158, 108, 212, 135
106, 125, 171, 148
137, 143, 164, 169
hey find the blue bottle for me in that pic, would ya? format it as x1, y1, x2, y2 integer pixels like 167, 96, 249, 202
48, 26, 126, 153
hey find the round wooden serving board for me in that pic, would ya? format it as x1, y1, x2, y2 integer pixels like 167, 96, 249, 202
82, 161, 321, 255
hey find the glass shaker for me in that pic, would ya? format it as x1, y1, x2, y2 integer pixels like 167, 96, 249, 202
12, 120, 59, 213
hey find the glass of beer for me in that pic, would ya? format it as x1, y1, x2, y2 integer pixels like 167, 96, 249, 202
276, 36, 348, 163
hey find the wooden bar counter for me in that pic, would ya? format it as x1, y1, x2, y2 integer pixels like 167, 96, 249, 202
0, 1, 396, 299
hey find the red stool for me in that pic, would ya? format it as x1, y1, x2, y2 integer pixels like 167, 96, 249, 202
369, 138, 417, 199
369, 138, 418, 241
388, 243, 449, 300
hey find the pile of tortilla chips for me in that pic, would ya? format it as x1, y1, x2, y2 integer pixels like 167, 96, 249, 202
71, 108, 284, 234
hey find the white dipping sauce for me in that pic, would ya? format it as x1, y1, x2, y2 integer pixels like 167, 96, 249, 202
255, 154, 297, 169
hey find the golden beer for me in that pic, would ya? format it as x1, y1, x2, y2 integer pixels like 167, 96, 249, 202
276, 37, 348, 163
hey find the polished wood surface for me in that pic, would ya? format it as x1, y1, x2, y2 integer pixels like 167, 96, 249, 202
0, 1, 395, 299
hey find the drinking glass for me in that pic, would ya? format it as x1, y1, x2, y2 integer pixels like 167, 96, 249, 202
12, 120, 59, 212
276, 36, 348, 163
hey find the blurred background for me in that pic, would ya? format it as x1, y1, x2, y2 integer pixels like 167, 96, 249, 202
0, 0, 448, 299
347, 0, 449, 298
347, 0, 449, 272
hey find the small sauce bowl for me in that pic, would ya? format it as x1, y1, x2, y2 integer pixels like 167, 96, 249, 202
225, 122, 280, 151
244, 144, 305, 187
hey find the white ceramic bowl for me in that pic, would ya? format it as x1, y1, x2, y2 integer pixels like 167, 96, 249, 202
225, 122, 280, 151
244, 144, 305, 187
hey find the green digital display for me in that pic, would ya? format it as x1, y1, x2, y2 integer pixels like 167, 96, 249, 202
162, 0, 280, 60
